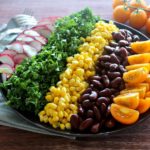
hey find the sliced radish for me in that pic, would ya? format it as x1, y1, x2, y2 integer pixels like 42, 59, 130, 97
24, 29, 40, 37
32, 25, 51, 38
34, 36, 47, 45
23, 45, 37, 57
16, 34, 42, 52
28, 40, 42, 52
1, 50, 17, 58
0, 64, 14, 74
6, 42, 24, 53
17, 34, 34, 42
0, 54, 15, 67
13, 54, 27, 64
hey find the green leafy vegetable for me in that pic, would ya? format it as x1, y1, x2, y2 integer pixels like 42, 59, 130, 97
1, 8, 100, 115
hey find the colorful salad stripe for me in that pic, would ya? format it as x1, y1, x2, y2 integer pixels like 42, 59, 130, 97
39, 21, 118, 130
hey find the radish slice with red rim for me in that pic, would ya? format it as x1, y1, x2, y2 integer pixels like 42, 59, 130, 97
13, 54, 27, 64
0, 64, 14, 74
6, 42, 24, 53
23, 45, 37, 57
1, 50, 17, 58
0, 54, 15, 67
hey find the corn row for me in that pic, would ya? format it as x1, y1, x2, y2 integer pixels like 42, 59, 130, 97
39, 21, 119, 130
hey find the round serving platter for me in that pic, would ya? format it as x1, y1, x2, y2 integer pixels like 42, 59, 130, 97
1, 19, 150, 138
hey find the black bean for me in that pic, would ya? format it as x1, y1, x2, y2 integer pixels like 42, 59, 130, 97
100, 103, 107, 114
78, 105, 84, 116
92, 80, 103, 89
110, 88, 118, 94
100, 55, 111, 61
133, 35, 140, 42
101, 75, 110, 88
70, 114, 80, 129
82, 99, 92, 109
79, 118, 94, 131
101, 69, 107, 75
119, 29, 126, 37
104, 62, 111, 69
109, 63, 118, 71
78, 94, 89, 103
107, 71, 121, 79
91, 75, 101, 81
82, 88, 92, 95
96, 97, 110, 106
119, 40, 129, 47
110, 95, 115, 101
91, 123, 101, 133
119, 83, 125, 91
93, 106, 101, 121
99, 88, 111, 97
105, 105, 111, 118
89, 91, 98, 101
119, 65, 126, 73
104, 46, 114, 54
110, 53, 120, 64
127, 36, 132, 42
112, 32, 125, 41
109, 41, 118, 47
119, 47, 128, 58
87, 110, 94, 118
122, 59, 129, 66
111, 77, 122, 88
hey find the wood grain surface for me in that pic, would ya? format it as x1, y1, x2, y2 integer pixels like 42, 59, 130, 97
0, 0, 150, 150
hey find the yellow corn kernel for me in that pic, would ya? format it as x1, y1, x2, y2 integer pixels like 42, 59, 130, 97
53, 123, 58, 129
62, 118, 67, 124
52, 116, 59, 122
59, 102, 66, 109
71, 96, 77, 103
69, 78, 76, 85
60, 124, 65, 130
50, 86, 56, 93
52, 111, 58, 117
48, 118, 53, 124
59, 97, 66, 103
46, 103, 57, 110
58, 111, 64, 118
75, 68, 84, 77
64, 112, 68, 118
54, 97, 59, 104
67, 56, 73, 63
69, 86, 76, 92
43, 116, 49, 123
39, 110, 45, 116
65, 123, 71, 129
70, 104, 77, 111
45, 95, 53, 101
56, 81, 62, 86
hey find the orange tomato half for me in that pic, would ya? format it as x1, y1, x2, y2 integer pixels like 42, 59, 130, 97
110, 104, 139, 125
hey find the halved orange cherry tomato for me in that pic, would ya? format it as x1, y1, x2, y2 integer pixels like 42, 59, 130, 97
131, 40, 150, 54
145, 74, 150, 83
110, 103, 139, 125
125, 83, 149, 92
113, 92, 139, 109
123, 67, 148, 84
136, 98, 150, 114
128, 53, 150, 65
145, 91, 150, 97
126, 63, 150, 72
120, 86, 146, 98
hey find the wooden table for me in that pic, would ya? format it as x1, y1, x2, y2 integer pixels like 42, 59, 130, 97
0, 0, 150, 149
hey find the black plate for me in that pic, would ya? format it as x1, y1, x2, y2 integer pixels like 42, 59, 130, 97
1, 20, 150, 138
